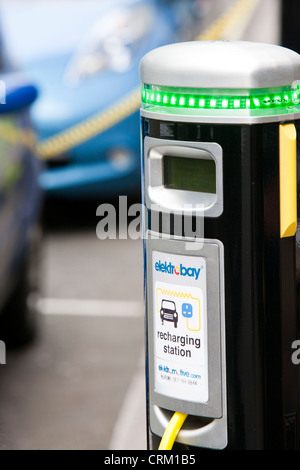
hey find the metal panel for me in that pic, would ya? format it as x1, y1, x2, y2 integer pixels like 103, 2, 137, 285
145, 232, 227, 449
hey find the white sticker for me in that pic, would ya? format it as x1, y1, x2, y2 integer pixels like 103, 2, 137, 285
152, 251, 208, 404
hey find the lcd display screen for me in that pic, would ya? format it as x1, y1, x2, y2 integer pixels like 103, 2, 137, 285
164, 156, 216, 194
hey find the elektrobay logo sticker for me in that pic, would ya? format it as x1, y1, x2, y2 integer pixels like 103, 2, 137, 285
155, 259, 203, 280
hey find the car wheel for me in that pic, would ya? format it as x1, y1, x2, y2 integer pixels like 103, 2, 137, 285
0, 225, 42, 348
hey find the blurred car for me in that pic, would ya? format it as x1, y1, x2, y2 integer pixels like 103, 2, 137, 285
0, 0, 202, 199
0, 68, 42, 347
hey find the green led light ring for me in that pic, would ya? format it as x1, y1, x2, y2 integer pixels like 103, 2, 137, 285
141, 85, 300, 111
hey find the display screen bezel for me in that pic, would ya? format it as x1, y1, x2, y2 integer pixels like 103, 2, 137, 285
144, 137, 223, 218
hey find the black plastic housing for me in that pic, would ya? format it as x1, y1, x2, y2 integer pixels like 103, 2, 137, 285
142, 117, 300, 450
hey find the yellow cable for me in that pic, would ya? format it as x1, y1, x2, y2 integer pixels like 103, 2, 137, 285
158, 412, 188, 450
0, 0, 259, 159
35, 87, 141, 160
195, 0, 257, 41
33, 0, 258, 160
0, 0, 257, 159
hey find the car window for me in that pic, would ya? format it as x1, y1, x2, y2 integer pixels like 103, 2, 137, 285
162, 300, 175, 310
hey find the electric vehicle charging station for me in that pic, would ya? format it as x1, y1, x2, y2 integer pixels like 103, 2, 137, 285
140, 41, 300, 450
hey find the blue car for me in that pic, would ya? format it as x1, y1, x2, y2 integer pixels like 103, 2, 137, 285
0, 0, 202, 198
0, 64, 42, 347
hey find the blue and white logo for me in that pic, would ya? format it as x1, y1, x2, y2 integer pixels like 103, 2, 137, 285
155, 260, 203, 280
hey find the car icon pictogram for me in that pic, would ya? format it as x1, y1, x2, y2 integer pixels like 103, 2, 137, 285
160, 300, 178, 328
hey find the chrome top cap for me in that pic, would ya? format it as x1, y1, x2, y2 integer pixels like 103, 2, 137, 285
140, 41, 300, 89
